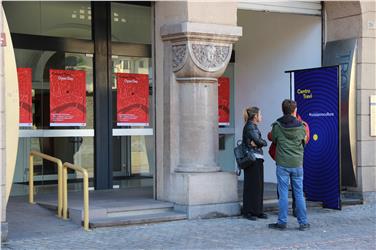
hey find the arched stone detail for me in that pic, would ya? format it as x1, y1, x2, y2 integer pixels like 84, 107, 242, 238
162, 22, 241, 79
188, 42, 232, 73
172, 43, 188, 72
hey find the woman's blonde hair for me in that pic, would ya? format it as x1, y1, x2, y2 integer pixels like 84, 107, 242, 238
243, 106, 260, 123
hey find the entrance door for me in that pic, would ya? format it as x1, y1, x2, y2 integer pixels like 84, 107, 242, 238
108, 2, 154, 190
4, 1, 154, 195
112, 56, 154, 189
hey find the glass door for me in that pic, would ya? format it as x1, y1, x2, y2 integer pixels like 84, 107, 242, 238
110, 3, 154, 189
111, 55, 154, 188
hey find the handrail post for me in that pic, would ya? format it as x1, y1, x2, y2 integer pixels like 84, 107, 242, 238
28, 151, 63, 218
83, 170, 89, 231
29, 154, 35, 204
63, 162, 90, 231
57, 160, 63, 218
63, 166, 68, 220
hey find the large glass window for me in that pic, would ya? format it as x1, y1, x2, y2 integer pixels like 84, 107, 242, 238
14, 49, 94, 130
12, 49, 94, 195
218, 63, 236, 172
3, 1, 92, 40
6, 2, 154, 194
111, 3, 151, 44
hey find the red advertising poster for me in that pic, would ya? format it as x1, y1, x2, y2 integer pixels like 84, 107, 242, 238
218, 77, 230, 126
17, 68, 33, 127
116, 73, 149, 126
49, 69, 86, 126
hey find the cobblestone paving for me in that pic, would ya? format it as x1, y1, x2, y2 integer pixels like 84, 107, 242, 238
2, 202, 376, 250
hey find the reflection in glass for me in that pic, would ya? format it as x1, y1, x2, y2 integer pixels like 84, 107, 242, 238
111, 3, 151, 44
3, 1, 92, 40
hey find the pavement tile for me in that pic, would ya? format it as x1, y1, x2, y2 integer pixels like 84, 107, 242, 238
2, 200, 376, 249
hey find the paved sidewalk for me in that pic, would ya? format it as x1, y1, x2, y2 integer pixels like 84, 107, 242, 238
2, 201, 375, 249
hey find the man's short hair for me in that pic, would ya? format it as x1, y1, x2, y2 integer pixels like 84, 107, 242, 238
282, 99, 297, 115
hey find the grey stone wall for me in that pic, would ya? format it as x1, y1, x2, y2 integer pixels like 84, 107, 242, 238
325, 1, 376, 198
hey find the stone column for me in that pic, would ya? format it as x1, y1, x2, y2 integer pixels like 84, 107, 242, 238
161, 24, 240, 173
175, 77, 220, 172
159, 22, 242, 218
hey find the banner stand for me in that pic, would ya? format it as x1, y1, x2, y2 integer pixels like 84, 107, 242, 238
285, 66, 342, 210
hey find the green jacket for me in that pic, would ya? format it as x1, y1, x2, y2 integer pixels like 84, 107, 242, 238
272, 115, 306, 168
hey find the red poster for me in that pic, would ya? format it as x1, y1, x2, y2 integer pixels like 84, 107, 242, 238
218, 77, 230, 126
116, 73, 149, 126
17, 68, 33, 126
50, 69, 86, 126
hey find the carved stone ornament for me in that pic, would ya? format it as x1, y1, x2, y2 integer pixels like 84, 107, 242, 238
189, 43, 232, 72
172, 44, 188, 72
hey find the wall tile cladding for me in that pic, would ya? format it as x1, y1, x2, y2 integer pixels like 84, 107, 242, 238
326, 1, 361, 20
357, 63, 376, 90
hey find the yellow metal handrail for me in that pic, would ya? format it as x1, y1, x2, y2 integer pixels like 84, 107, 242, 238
62, 162, 90, 231
29, 151, 63, 218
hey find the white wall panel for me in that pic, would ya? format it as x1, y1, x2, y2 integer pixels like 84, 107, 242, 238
235, 10, 321, 182
238, 1, 321, 16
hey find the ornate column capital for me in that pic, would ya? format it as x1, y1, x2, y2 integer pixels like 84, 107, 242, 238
161, 22, 242, 79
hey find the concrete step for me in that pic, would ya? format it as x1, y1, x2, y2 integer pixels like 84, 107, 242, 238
106, 202, 175, 217
90, 211, 187, 228
37, 198, 184, 228
341, 198, 363, 206
37, 201, 59, 212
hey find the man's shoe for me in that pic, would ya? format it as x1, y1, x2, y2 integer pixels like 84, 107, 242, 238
257, 213, 268, 219
298, 223, 310, 231
244, 214, 257, 221
268, 223, 287, 230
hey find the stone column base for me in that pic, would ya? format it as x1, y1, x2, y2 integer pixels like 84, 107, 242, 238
362, 192, 376, 203
1, 221, 8, 242
170, 171, 239, 218
176, 164, 221, 173
175, 202, 240, 219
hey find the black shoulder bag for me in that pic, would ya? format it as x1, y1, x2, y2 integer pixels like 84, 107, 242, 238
233, 140, 256, 175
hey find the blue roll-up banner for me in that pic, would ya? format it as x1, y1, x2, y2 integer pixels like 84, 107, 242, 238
289, 66, 341, 210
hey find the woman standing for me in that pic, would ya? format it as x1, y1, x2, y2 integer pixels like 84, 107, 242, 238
242, 107, 268, 220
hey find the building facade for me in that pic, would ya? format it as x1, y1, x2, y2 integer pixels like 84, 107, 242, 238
1, 1, 375, 241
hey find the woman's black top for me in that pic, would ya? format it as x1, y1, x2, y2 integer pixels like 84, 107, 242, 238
242, 120, 267, 155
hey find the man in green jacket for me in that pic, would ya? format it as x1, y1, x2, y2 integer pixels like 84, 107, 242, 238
268, 99, 310, 231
